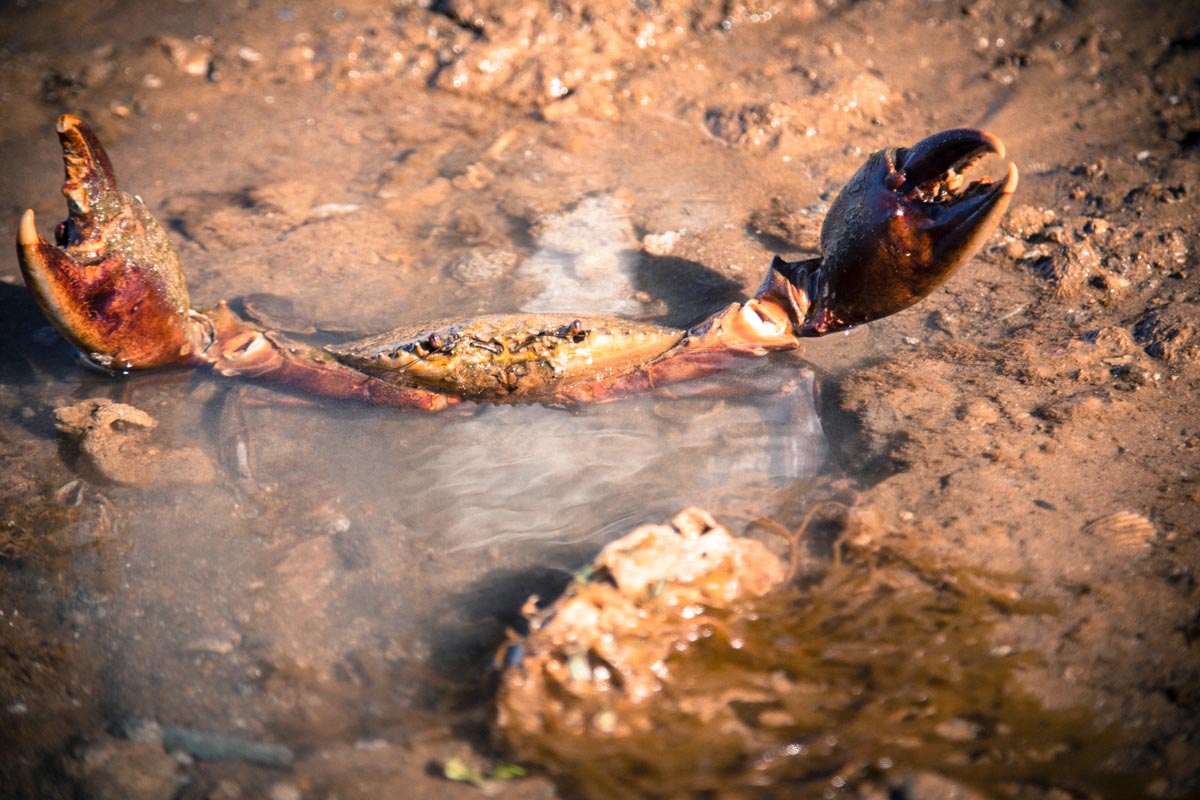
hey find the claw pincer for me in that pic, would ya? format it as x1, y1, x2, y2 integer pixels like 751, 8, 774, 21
14, 117, 1016, 407
17, 115, 202, 370
777, 128, 1018, 336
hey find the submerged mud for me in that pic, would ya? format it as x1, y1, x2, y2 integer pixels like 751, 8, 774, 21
1, 0, 1198, 798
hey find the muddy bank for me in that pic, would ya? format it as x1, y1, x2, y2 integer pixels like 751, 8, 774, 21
0, 0, 1198, 797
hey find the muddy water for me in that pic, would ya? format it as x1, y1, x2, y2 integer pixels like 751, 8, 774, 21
2, 0, 1199, 797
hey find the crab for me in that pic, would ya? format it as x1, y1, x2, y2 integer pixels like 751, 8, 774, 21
16, 116, 1016, 410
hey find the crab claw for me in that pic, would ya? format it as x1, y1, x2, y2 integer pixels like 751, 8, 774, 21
792, 128, 1018, 336
16, 115, 201, 370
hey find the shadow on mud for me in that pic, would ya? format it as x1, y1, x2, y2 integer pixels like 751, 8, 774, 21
629, 252, 747, 328
0, 280, 56, 385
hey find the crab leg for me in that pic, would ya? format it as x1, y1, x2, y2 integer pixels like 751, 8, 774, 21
201, 303, 457, 410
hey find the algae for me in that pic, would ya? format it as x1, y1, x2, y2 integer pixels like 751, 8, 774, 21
495, 509, 1146, 798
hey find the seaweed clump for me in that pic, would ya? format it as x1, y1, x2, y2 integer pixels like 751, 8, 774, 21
494, 507, 1141, 798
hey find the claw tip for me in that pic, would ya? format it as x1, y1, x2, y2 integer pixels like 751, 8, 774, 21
1005, 161, 1019, 193
981, 129, 1005, 160
18, 209, 39, 248
56, 114, 82, 135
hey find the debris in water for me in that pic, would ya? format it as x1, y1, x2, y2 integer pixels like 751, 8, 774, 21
1082, 510, 1158, 552
442, 755, 527, 790
161, 725, 293, 768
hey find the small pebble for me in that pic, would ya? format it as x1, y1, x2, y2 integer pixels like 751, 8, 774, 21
934, 716, 982, 741
446, 248, 519, 283
642, 230, 681, 256
207, 779, 243, 800
183, 630, 241, 655
267, 782, 301, 800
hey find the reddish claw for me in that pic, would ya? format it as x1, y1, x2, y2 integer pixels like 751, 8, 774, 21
17, 115, 205, 371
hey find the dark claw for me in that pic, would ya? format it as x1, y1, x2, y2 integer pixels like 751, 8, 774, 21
893, 128, 1004, 189
16, 115, 201, 370
789, 128, 1018, 336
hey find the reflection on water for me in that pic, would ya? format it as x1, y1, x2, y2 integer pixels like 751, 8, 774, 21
516, 194, 645, 318
324, 363, 825, 552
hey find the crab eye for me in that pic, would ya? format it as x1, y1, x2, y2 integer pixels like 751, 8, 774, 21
560, 319, 587, 343
427, 333, 443, 350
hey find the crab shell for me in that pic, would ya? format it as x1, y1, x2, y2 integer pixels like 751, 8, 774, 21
327, 314, 684, 402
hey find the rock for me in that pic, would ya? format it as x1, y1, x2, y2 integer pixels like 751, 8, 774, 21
821, 70, 890, 120
641, 230, 681, 256
54, 398, 216, 487
72, 737, 179, 800
446, 248, 520, 283
497, 508, 785, 730
594, 507, 785, 602
1001, 204, 1057, 239
893, 770, 989, 800
161, 725, 293, 767
158, 34, 213, 78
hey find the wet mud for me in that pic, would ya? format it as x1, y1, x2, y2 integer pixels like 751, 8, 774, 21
1, 0, 1198, 798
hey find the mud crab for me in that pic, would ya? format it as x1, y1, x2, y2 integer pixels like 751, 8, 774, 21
17, 116, 1016, 410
